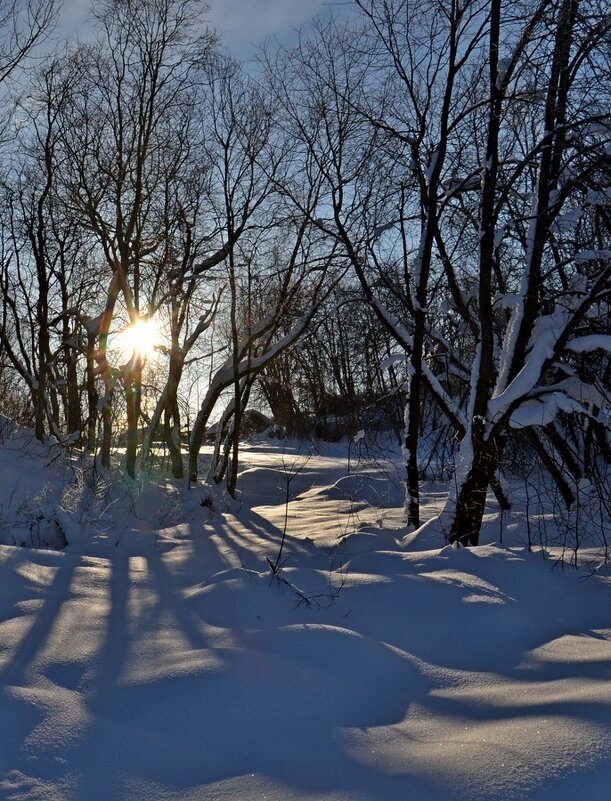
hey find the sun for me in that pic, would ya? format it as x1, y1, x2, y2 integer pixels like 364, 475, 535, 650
116, 317, 161, 361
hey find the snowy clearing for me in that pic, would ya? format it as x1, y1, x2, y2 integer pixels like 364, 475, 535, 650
0, 429, 610, 801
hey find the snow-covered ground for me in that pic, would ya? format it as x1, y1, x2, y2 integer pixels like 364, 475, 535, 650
0, 426, 610, 801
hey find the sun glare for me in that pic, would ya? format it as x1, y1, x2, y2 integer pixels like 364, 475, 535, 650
116, 318, 161, 361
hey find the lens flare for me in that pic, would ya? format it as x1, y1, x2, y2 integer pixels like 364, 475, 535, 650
116, 318, 161, 360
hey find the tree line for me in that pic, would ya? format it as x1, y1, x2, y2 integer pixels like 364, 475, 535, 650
0, 0, 609, 546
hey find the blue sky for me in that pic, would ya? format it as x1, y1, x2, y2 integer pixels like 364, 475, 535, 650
59, 0, 355, 58
209, 0, 329, 55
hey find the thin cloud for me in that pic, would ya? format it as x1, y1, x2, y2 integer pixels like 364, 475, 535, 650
209, 0, 327, 52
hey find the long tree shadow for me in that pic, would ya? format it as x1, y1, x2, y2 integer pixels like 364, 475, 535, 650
2, 520, 610, 801
86, 555, 131, 709
337, 544, 611, 674
227, 506, 325, 568
143, 551, 210, 652
0, 552, 77, 783
61, 534, 446, 800
0, 554, 77, 686
76, 616, 438, 799
73, 554, 139, 800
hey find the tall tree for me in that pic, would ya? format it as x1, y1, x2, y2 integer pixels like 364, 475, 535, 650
57, 0, 217, 476
268, 0, 611, 543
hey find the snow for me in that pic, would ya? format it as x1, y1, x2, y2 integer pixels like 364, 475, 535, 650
586, 187, 611, 206
551, 205, 583, 234
496, 56, 512, 89
574, 249, 611, 263
379, 353, 405, 371
0, 426, 610, 801
489, 308, 569, 419
372, 222, 394, 239
508, 392, 585, 429
495, 292, 520, 309
566, 334, 611, 354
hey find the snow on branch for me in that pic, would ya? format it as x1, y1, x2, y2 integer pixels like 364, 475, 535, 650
585, 187, 611, 206
509, 394, 587, 429
566, 335, 611, 354
379, 353, 406, 371
574, 249, 611, 263
489, 309, 569, 419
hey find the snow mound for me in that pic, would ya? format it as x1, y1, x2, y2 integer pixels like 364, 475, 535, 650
315, 474, 404, 507
237, 467, 289, 506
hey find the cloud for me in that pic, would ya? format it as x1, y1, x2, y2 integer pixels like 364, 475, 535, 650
59, 0, 90, 32
58, 1, 347, 58
208, 0, 327, 52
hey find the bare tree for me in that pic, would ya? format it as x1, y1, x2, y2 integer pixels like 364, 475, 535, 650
442, 0, 611, 544
55, 0, 218, 476
268, 0, 610, 544
187, 217, 341, 487
0, 56, 89, 443
0, 0, 59, 439
0, 0, 57, 88
266, 3, 488, 525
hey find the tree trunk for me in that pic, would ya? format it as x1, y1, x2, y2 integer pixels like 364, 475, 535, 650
404, 358, 422, 528
189, 382, 225, 482
227, 378, 252, 496
260, 375, 304, 435
124, 358, 140, 480
100, 398, 113, 468
164, 353, 184, 479
86, 331, 98, 452
34, 305, 49, 441
66, 346, 81, 439
450, 431, 503, 546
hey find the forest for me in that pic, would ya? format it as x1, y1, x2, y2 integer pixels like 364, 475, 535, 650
0, 0, 609, 548
0, 2, 610, 800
